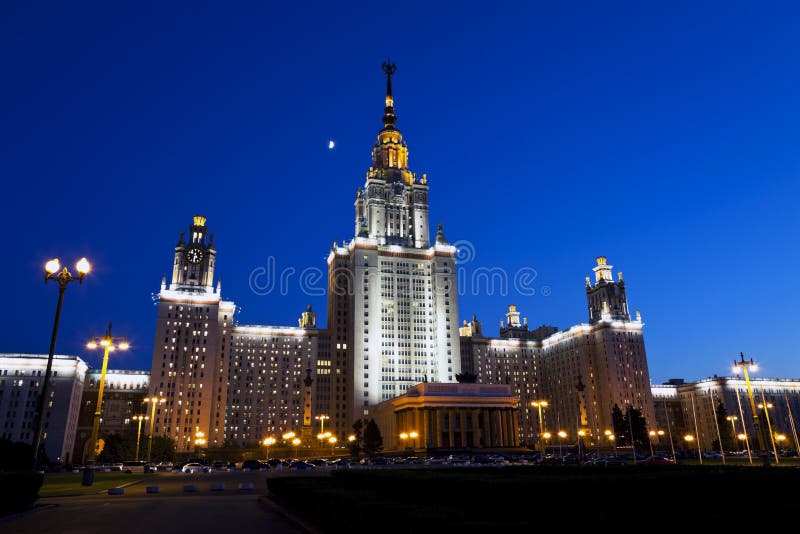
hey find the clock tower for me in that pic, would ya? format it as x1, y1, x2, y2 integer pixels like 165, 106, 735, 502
170, 215, 216, 292
150, 215, 234, 452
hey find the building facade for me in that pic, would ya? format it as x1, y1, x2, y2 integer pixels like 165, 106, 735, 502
461, 257, 655, 449
326, 63, 461, 424
72, 369, 149, 463
652, 376, 800, 454
148, 215, 236, 452
372, 382, 519, 451
0, 354, 88, 463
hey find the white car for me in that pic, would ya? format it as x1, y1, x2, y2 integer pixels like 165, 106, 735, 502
181, 462, 210, 473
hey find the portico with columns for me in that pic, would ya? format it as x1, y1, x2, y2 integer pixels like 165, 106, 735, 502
372, 382, 520, 451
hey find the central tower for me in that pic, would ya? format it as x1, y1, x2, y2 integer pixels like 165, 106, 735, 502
327, 63, 461, 423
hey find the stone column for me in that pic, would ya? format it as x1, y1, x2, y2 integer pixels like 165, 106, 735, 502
460, 409, 468, 449
471, 410, 481, 448
493, 409, 503, 447
436, 409, 445, 448
482, 410, 492, 447
448, 410, 456, 449
511, 409, 520, 447
423, 409, 431, 450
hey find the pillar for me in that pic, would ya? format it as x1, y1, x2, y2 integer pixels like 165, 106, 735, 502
448, 410, 455, 449
482, 410, 492, 447
436, 409, 445, 448
460, 409, 468, 449
471, 410, 481, 448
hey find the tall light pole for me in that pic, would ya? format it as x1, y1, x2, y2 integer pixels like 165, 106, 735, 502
328, 436, 337, 456
144, 396, 166, 462
733, 353, 766, 451
557, 430, 567, 458
82, 323, 129, 486
734, 387, 753, 464
292, 438, 301, 458
726, 415, 739, 451
531, 400, 548, 455
757, 394, 779, 464
32, 257, 91, 470
315, 414, 330, 435
262, 437, 276, 458
784, 393, 800, 457
133, 415, 148, 461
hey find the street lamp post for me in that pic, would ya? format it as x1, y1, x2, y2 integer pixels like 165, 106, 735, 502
648, 430, 656, 457
143, 396, 166, 462
557, 431, 567, 458
263, 437, 276, 459
82, 323, 129, 486
292, 438, 301, 458
726, 415, 739, 451
733, 353, 766, 452
32, 257, 91, 470
542, 432, 552, 455
604, 430, 617, 456
194, 430, 206, 455
684, 434, 700, 462
328, 436, 337, 456
133, 415, 148, 462
757, 396, 779, 464
315, 414, 330, 435
531, 400, 548, 455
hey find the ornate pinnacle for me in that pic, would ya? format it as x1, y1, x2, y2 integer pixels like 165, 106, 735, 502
381, 61, 397, 129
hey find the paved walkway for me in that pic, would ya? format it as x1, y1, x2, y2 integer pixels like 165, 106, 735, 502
6, 471, 304, 534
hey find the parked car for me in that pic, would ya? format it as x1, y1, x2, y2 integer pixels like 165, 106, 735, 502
182, 462, 210, 473
156, 462, 174, 471
122, 461, 150, 474
241, 459, 266, 471
329, 458, 352, 468
289, 461, 316, 471
211, 461, 229, 471
447, 455, 470, 465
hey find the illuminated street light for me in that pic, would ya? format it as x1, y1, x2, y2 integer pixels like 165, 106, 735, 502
684, 434, 701, 462
194, 429, 206, 455
531, 400, 549, 454
144, 396, 166, 462
32, 257, 90, 471
758, 397, 780, 464
557, 431, 567, 457
733, 353, 766, 452
726, 415, 739, 451
315, 414, 330, 435
282, 431, 296, 441
328, 436, 337, 455
292, 438, 301, 458
262, 436, 276, 458
132, 415, 148, 462
347, 434, 356, 443
82, 323, 129, 486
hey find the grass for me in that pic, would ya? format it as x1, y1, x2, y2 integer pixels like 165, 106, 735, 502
267, 465, 800, 531
39, 472, 152, 497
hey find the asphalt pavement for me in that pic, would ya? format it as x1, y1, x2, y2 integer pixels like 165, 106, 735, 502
4, 470, 307, 534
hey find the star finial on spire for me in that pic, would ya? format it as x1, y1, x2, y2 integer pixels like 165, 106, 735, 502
381, 60, 398, 130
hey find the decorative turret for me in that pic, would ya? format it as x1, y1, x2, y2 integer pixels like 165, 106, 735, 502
169, 215, 217, 293
435, 222, 449, 244
586, 256, 630, 323
357, 63, 431, 248
298, 304, 317, 329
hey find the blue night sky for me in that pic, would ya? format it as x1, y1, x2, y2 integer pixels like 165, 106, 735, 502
1, 2, 798, 383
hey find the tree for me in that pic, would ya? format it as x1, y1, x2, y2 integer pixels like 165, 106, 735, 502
97, 433, 134, 463
349, 419, 364, 457
715, 401, 735, 451
149, 436, 176, 462
611, 404, 628, 446
625, 406, 649, 450
363, 419, 384, 456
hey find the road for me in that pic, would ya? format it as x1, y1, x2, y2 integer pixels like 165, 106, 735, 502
5, 470, 309, 534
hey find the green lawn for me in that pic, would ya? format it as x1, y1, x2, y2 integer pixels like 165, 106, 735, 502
40, 472, 152, 497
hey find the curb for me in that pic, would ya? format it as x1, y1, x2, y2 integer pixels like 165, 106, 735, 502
258, 495, 319, 534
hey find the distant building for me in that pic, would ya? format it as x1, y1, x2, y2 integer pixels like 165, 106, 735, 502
372, 382, 519, 451
72, 369, 149, 463
460, 257, 655, 449
652, 376, 800, 453
0, 354, 87, 463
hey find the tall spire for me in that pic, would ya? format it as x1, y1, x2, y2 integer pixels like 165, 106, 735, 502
381, 60, 397, 130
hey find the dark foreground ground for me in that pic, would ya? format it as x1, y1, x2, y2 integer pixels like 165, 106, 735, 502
267, 465, 800, 531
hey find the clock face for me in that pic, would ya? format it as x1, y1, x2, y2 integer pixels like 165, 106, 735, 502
186, 247, 204, 264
